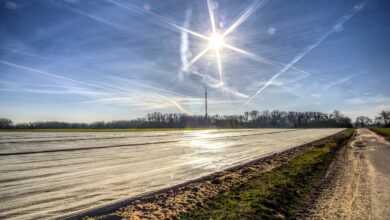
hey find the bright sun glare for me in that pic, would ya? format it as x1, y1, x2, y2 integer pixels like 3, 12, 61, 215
209, 33, 224, 50
182, 0, 264, 88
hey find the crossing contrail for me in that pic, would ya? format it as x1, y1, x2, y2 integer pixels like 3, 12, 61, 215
246, 1, 367, 105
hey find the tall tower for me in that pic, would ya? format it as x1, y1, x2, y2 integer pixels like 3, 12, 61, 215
205, 86, 208, 119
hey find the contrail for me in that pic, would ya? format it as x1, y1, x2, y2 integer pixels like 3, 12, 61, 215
1, 48, 49, 60
323, 74, 356, 90
0, 60, 192, 114
0, 60, 107, 90
246, 1, 367, 104
0, 87, 108, 97
161, 95, 192, 115
64, 6, 127, 31
109, 76, 187, 98
0, 60, 129, 101
66, 0, 205, 41
101, 0, 311, 101
207, 0, 217, 33
180, 7, 192, 78
190, 71, 249, 98
90, 77, 192, 114
183, 47, 210, 72
105, 0, 310, 99
223, 0, 270, 37
223, 43, 312, 77
215, 49, 223, 84
106, 0, 208, 41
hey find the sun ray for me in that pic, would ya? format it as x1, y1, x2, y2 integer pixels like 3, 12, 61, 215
183, 47, 210, 71
159, 95, 192, 115
178, 27, 210, 41
215, 49, 223, 85
223, 0, 269, 37
108, 0, 316, 103
245, 2, 366, 105
223, 43, 312, 76
223, 43, 275, 65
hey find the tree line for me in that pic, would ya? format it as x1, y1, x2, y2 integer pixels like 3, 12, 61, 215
0, 110, 363, 129
355, 110, 390, 128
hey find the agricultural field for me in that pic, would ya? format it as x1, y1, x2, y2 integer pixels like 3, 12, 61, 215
0, 128, 342, 220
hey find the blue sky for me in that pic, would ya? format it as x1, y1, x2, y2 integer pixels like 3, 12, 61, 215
0, 0, 389, 122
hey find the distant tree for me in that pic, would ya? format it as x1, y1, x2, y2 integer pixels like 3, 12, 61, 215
244, 112, 249, 122
249, 110, 259, 121
8, 110, 354, 129
14, 123, 30, 129
374, 116, 384, 127
355, 116, 373, 128
0, 118, 13, 129
379, 110, 390, 127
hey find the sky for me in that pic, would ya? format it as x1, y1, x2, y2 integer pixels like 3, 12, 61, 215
1, 0, 390, 123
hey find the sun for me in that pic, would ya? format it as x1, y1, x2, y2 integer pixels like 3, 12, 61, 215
209, 33, 224, 50
181, 0, 268, 87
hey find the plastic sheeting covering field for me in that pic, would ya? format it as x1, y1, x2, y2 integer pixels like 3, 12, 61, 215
0, 128, 342, 219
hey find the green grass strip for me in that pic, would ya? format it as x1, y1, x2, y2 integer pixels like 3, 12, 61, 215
181, 129, 354, 220
370, 128, 390, 140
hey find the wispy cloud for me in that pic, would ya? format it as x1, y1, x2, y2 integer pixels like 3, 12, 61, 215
246, 1, 367, 104
342, 103, 390, 120
340, 93, 390, 119
345, 94, 389, 105
0, 60, 194, 114
3, 1, 19, 10
267, 27, 277, 35
1, 0, 386, 122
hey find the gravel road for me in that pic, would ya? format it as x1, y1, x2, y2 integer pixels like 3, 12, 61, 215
308, 128, 390, 220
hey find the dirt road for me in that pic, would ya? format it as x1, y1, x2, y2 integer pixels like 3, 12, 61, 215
309, 128, 390, 220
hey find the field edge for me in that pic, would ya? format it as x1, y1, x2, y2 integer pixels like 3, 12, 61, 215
73, 129, 351, 220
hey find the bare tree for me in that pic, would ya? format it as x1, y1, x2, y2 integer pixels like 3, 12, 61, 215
355, 116, 373, 128
249, 110, 259, 121
4, 109, 354, 129
379, 110, 390, 127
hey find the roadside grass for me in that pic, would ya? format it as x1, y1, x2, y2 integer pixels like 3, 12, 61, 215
371, 128, 390, 140
0, 128, 218, 132
180, 129, 354, 220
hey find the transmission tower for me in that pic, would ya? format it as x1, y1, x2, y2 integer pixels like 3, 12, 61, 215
205, 86, 208, 119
